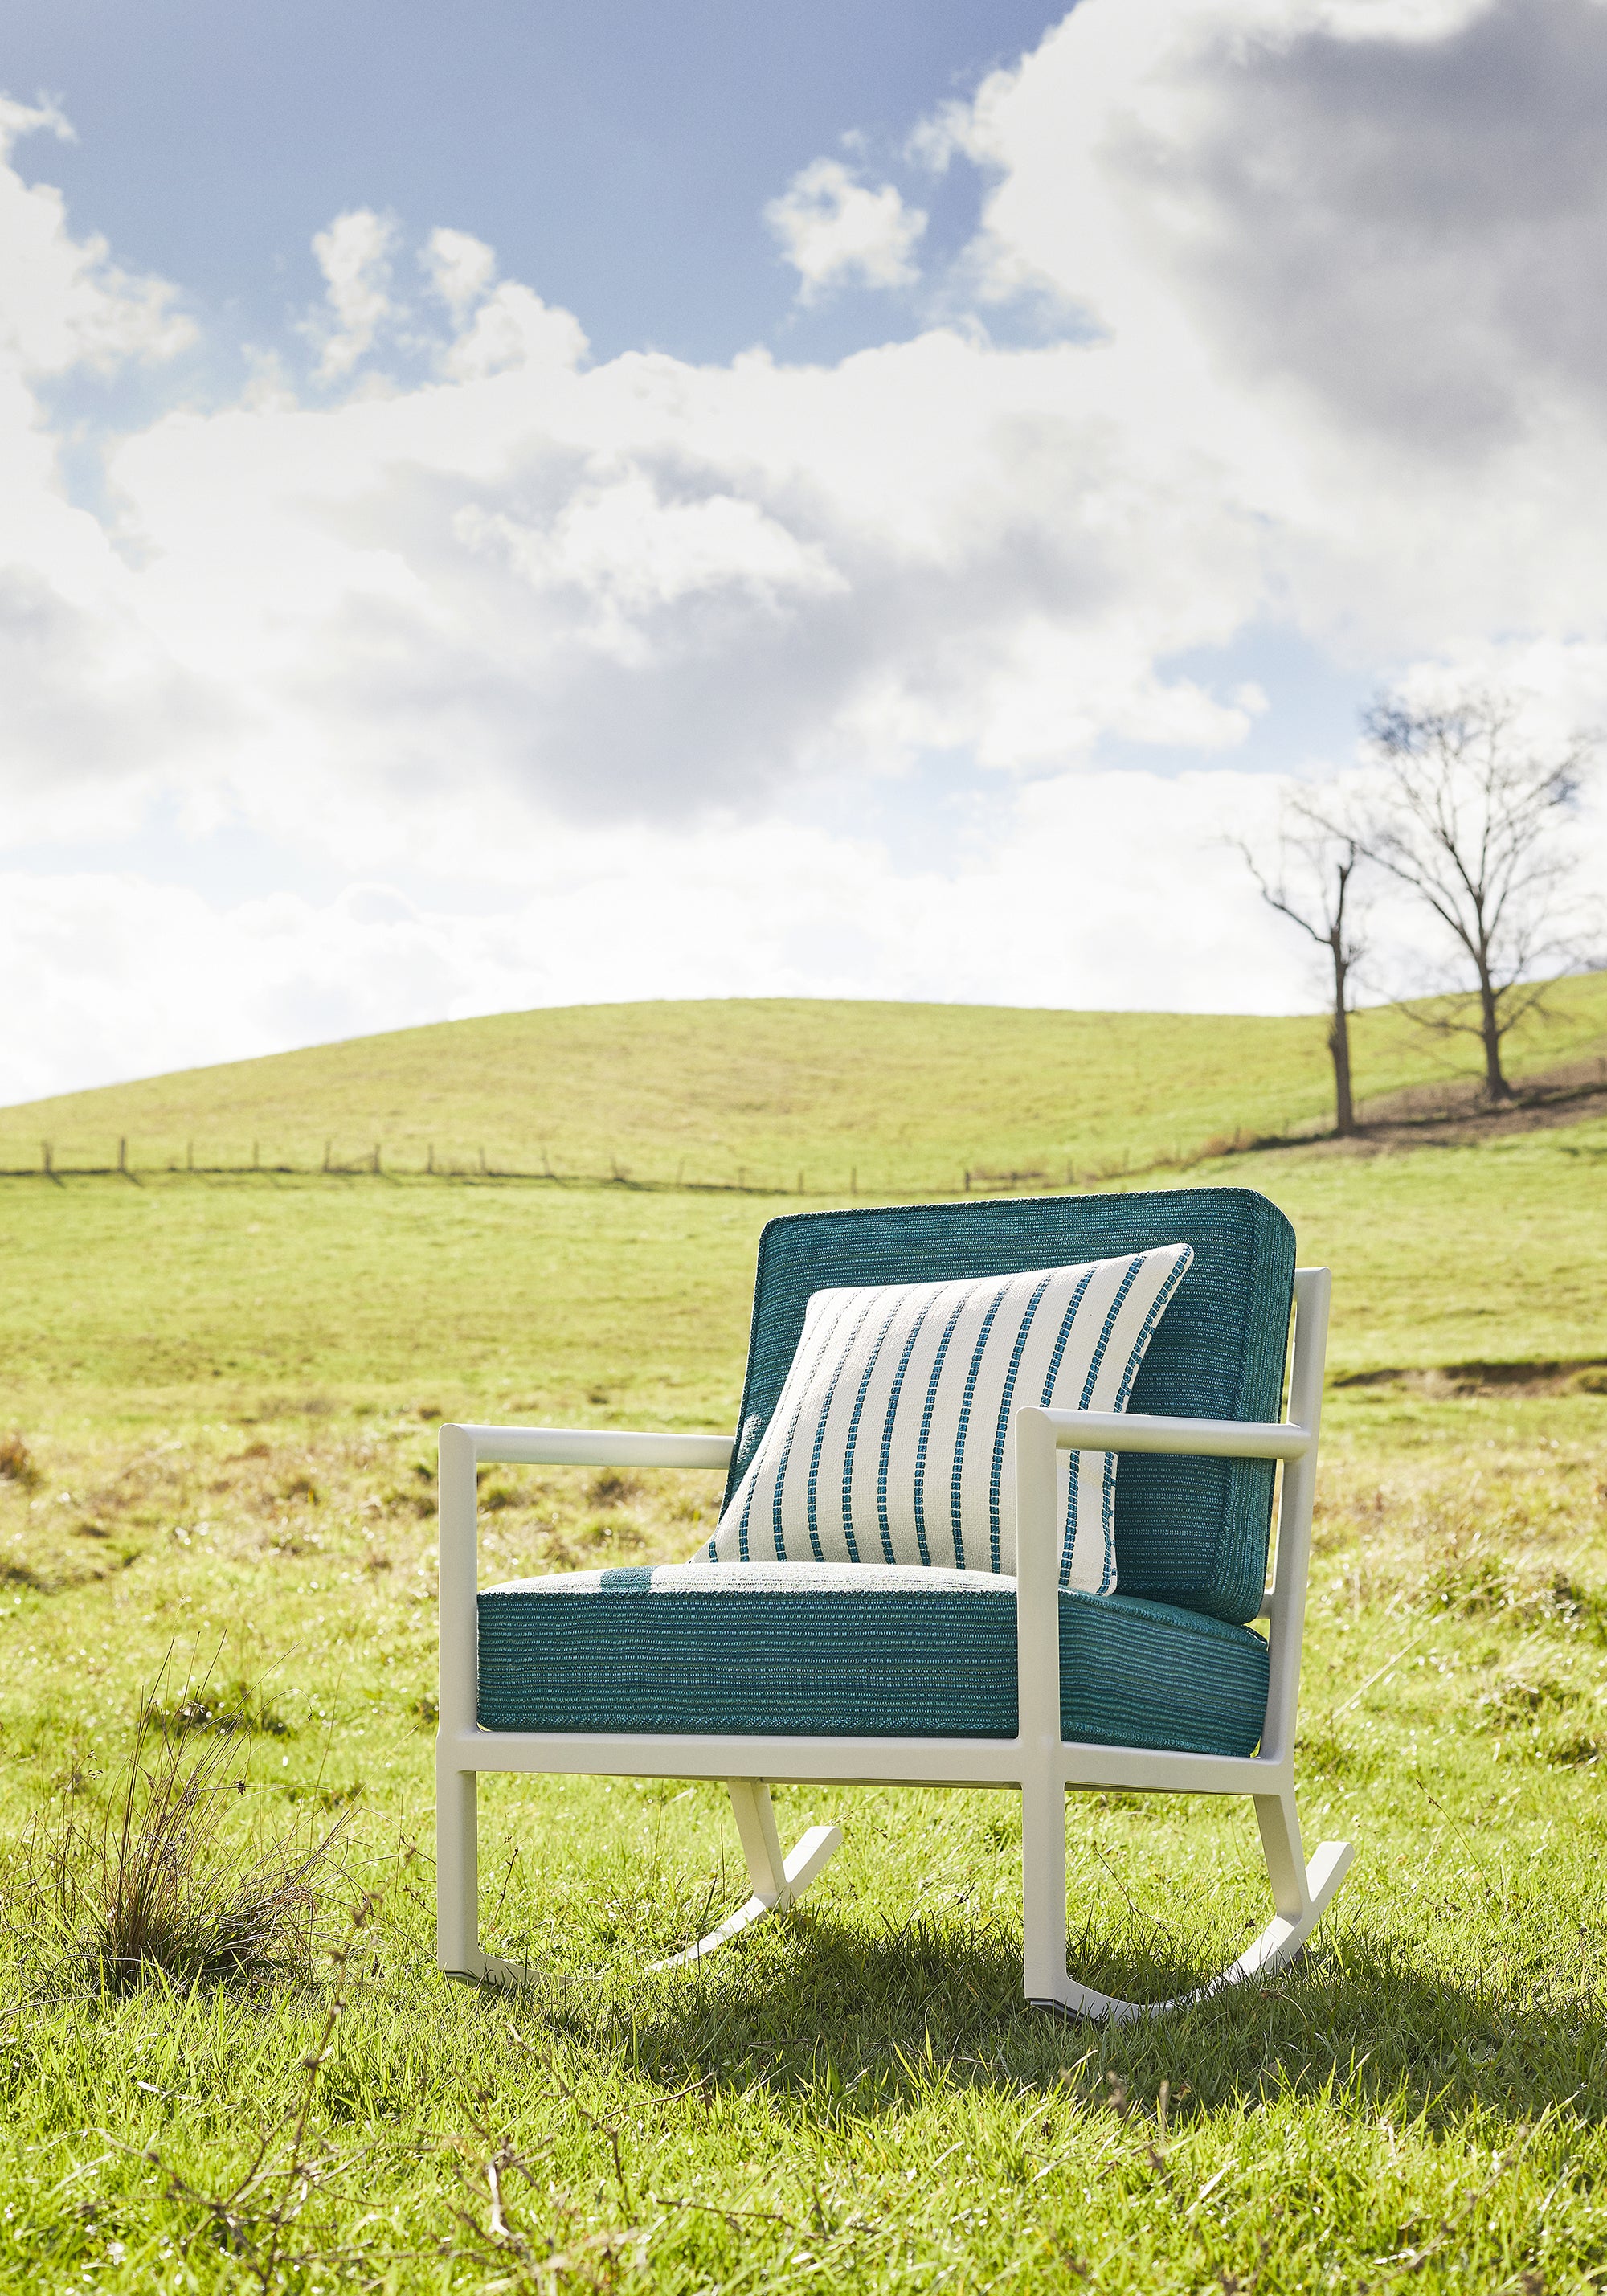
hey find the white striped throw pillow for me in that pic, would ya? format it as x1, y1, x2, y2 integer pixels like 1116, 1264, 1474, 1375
707, 1243, 1193, 1594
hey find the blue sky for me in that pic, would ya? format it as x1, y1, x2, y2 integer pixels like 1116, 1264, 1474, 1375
6, 1, 1062, 370
2, 0, 1604, 1101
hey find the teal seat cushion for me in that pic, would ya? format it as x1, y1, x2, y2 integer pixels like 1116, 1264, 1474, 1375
725, 1189, 1295, 1626
476, 1564, 1270, 1757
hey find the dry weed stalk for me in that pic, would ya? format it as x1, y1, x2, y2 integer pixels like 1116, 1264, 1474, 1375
14, 1651, 348, 1994
140, 1891, 391, 2288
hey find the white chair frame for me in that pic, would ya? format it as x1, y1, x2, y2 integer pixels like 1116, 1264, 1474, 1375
437, 1266, 1351, 2021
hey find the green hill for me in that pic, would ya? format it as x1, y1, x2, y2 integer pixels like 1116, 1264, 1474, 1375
1, 980, 1604, 1408
5, 977, 1606, 1192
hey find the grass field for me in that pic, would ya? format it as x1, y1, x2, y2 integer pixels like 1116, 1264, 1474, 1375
6, 974, 1607, 1191
2, 999, 1607, 2291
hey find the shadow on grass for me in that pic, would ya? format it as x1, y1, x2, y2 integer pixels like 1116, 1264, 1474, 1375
468, 1907, 1607, 2138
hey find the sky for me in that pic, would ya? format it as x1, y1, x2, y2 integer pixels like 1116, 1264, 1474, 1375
2, 0, 1605, 1103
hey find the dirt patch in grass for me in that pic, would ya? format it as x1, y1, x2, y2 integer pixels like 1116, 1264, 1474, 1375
1285, 1053, 1607, 1156
1335, 1358, 1607, 1398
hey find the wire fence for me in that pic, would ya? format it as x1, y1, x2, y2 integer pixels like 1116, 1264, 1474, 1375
6, 1052, 1601, 1198
0, 1130, 1275, 1197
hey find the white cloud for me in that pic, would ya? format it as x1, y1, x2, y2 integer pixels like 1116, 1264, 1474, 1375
440, 281, 587, 381
308, 207, 399, 379
0, 770, 1340, 1103
904, 100, 986, 178
949, 0, 1607, 617
0, 92, 72, 150
422, 225, 497, 321
7, 6, 1607, 854
0, 95, 212, 848
0, 94, 193, 376
11, 741, 1604, 1103
458, 473, 846, 645
5, 5, 1607, 1097
764, 159, 927, 301
419, 227, 588, 379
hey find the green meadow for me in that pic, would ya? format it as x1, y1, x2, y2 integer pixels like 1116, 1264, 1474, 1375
2, 993, 1606, 2291
7, 972, 1607, 1189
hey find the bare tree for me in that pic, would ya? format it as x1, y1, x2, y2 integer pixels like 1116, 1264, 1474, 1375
1236, 794, 1369, 1136
1360, 690, 1596, 1101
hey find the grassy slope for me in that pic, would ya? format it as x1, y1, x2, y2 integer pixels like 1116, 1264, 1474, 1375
2, 1119, 1602, 1431
3, 1014, 1607, 2289
6, 973, 1607, 1188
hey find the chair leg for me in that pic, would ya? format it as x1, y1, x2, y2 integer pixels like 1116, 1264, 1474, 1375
1254, 1786, 1315, 1922
437, 1760, 532, 1990
1020, 1775, 1072, 2007
726, 1778, 787, 1902
648, 1782, 843, 1973
436, 1760, 485, 1984
440, 1770, 841, 1990
1024, 1779, 1354, 2024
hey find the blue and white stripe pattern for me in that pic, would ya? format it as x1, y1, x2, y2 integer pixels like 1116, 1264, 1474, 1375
707, 1244, 1193, 1594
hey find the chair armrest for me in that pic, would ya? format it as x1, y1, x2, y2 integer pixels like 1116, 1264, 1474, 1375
435, 1424, 734, 1740
1019, 1272, 1331, 1770
1036, 1408, 1312, 1462
446, 1424, 734, 1470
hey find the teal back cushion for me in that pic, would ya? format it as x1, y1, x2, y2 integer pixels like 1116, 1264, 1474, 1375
722, 1187, 1295, 1627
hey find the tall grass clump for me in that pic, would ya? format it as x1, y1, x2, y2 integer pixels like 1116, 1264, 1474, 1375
0, 1430, 40, 1487
12, 1655, 348, 1995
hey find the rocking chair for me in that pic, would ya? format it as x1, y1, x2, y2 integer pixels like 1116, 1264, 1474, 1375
436, 1185, 1351, 2021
